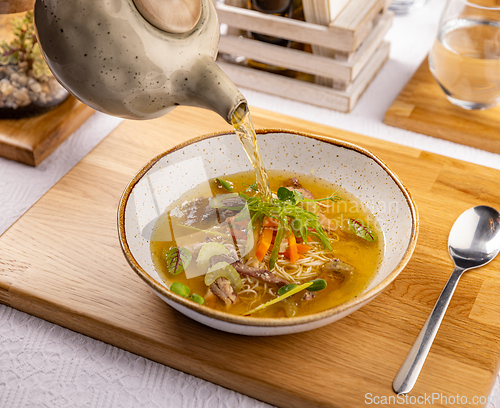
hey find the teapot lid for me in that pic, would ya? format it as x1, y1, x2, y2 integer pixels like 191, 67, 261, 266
133, 0, 202, 33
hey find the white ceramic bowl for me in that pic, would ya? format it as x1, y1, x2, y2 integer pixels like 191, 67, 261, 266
118, 129, 418, 336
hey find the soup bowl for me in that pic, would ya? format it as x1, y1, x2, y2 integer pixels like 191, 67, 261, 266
118, 129, 418, 336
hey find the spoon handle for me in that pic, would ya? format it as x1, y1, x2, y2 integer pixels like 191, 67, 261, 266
393, 266, 465, 394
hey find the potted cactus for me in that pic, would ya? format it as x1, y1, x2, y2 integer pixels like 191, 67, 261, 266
0, 11, 68, 118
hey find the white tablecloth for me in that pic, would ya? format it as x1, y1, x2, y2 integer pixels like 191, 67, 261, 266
2, 0, 500, 406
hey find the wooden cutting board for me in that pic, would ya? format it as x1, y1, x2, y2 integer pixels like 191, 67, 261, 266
384, 57, 500, 155
1, 106, 500, 407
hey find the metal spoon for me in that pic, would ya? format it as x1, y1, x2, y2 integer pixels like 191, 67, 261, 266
393, 205, 500, 394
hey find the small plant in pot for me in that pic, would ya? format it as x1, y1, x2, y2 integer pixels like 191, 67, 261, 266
0, 11, 68, 119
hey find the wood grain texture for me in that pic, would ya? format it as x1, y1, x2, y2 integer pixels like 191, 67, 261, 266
0, 96, 95, 166
329, 0, 386, 50
1, 106, 500, 407
0, 0, 34, 14
216, 1, 386, 53
384, 57, 500, 155
219, 9, 392, 84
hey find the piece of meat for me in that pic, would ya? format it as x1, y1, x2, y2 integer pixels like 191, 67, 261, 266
232, 261, 289, 287
283, 177, 315, 199
218, 196, 247, 222
284, 177, 302, 188
321, 258, 355, 275
208, 255, 289, 287
177, 198, 217, 229
302, 291, 315, 301
210, 277, 239, 306
174, 196, 246, 228
208, 254, 238, 268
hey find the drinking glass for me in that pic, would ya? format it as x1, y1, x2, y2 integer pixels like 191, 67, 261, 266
389, 0, 427, 14
429, 0, 500, 110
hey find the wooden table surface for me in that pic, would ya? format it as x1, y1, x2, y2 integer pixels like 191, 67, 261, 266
1, 106, 500, 407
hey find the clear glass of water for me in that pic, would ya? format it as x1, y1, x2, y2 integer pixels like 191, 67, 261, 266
389, 0, 427, 14
429, 0, 500, 110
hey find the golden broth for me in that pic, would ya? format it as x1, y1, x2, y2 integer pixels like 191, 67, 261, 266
150, 170, 384, 318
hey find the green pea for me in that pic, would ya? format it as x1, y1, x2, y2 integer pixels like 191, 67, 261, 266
190, 293, 205, 305
170, 282, 190, 297
278, 283, 299, 297
308, 279, 327, 292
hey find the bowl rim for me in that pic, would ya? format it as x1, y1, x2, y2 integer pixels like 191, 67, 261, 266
117, 128, 419, 327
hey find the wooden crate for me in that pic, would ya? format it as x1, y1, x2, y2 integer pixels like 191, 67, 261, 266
216, 0, 389, 54
215, 2, 392, 112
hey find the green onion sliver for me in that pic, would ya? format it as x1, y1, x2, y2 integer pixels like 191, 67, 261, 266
244, 281, 314, 316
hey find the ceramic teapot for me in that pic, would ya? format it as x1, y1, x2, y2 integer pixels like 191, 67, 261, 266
33, 0, 246, 123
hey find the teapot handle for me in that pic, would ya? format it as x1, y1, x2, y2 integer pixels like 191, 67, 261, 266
133, 0, 202, 33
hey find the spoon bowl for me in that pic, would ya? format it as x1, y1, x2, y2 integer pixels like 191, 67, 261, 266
449, 206, 500, 270
393, 205, 500, 394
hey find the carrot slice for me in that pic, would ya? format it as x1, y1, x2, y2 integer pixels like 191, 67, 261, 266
255, 228, 274, 262
296, 243, 311, 253
283, 250, 305, 259
288, 233, 300, 264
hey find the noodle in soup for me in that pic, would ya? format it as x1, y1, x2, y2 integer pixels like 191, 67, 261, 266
150, 170, 383, 318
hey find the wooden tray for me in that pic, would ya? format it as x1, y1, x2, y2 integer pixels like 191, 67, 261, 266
0, 96, 95, 166
1, 106, 500, 407
384, 57, 500, 155
0, 14, 95, 166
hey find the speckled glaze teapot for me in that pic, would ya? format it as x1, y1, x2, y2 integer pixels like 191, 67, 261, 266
33, 0, 246, 122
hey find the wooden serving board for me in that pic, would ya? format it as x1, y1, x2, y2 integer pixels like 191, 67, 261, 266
1, 106, 500, 407
384, 57, 500, 155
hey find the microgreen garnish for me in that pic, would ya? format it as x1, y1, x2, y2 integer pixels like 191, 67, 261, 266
164, 247, 192, 275
238, 189, 340, 268
243, 182, 259, 192
276, 186, 295, 202
348, 219, 377, 242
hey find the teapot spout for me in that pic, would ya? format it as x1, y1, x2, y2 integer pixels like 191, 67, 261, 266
174, 56, 247, 124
